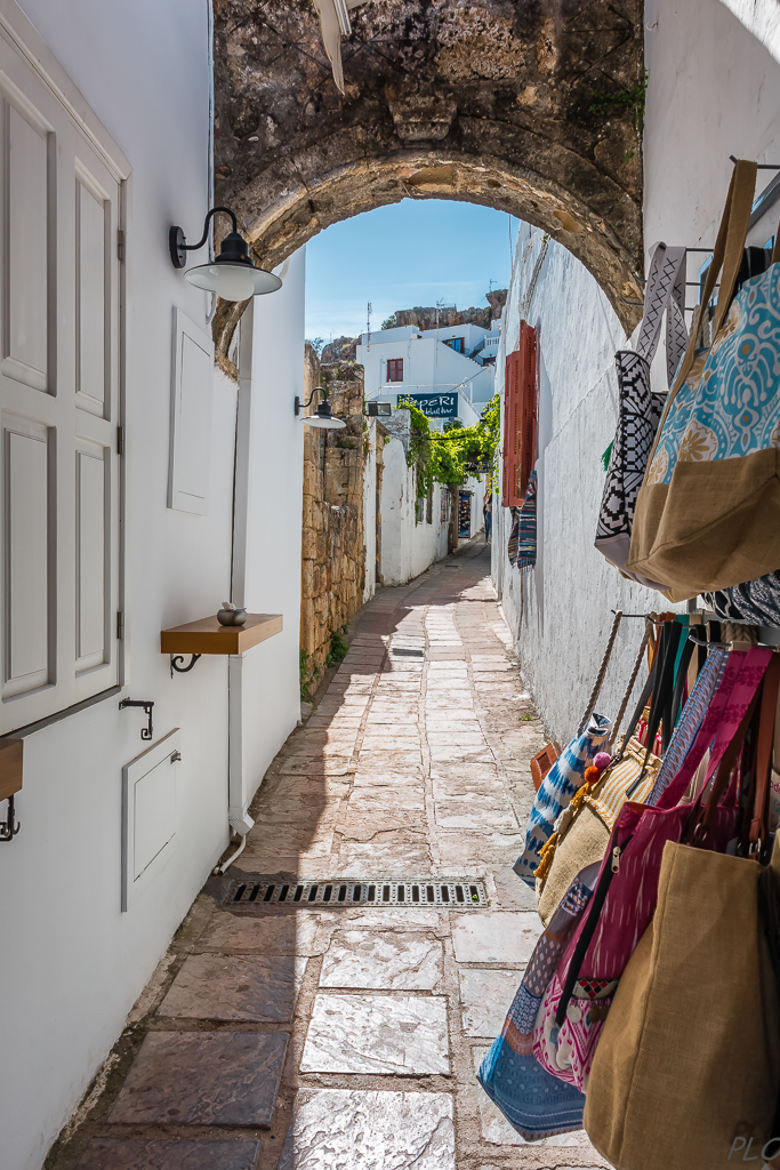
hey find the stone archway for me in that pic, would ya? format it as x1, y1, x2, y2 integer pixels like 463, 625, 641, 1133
213, 0, 645, 370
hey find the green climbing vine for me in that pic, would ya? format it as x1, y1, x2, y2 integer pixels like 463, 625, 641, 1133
395, 394, 500, 502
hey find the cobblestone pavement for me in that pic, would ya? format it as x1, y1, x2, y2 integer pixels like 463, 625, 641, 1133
53, 543, 606, 1170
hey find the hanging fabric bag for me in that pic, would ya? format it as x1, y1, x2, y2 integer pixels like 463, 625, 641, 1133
627, 160, 780, 599
702, 569, 780, 628
515, 470, 538, 569
595, 242, 687, 582
583, 834, 780, 1169
478, 873, 594, 1140
533, 648, 773, 1093
513, 612, 625, 887
534, 621, 682, 924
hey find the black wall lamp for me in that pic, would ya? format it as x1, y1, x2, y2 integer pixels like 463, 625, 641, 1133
294, 388, 346, 430
169, 206, 282, 302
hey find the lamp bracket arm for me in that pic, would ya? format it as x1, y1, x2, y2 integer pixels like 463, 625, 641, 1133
184, 206, 238, 252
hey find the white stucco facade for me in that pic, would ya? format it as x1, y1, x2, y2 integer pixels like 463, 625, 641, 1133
493, 0, 780, 743
356, 321, 497, 429
381, 435, 485, 586
0, 4, 305, 1168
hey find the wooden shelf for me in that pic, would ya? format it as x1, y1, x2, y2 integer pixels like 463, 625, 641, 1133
160, 613, 283, 657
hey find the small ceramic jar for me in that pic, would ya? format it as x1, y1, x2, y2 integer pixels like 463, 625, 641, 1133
217, 602, 248, 626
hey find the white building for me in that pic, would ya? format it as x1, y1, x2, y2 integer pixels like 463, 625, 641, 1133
0, 4, 306, 1168
356, 320, 499, 428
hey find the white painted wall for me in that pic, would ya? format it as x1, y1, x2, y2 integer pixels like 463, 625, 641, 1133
363, 419, 379, 602
231, 254, 306, 821
380, 437, 484, 586
493, 0, 780, 743
492, 226, 665, 740
0, 4, 305, 1168
380, 438, 448, 585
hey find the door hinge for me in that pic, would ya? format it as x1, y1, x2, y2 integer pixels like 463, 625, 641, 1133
117, 229, 126, 262
116, 611, 124, 641
116, 425, 124, 455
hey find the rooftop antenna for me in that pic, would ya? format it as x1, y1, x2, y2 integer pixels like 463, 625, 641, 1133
488, 278, 497, 293
366, 300, 372, 350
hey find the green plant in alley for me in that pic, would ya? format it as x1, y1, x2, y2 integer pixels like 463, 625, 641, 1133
396, 394, 500, 501
326, 628, 348, 668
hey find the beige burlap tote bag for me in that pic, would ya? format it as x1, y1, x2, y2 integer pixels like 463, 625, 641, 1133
584, 839, 780, 1170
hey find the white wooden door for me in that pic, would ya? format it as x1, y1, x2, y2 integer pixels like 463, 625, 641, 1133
0, 21, 124, 732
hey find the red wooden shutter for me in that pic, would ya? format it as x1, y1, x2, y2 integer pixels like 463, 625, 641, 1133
501, 321, 538, 506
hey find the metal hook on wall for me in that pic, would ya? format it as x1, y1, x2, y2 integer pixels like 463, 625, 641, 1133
0, 794, 20, 842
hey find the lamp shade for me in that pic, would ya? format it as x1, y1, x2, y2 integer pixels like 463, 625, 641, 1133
301, 400, 346, 429
183, 230, 282, 301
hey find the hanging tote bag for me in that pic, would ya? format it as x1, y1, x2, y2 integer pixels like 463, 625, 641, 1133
703, 570, 780, 628
533, 648, 774, 1094
514, 612, 624, 887
477, 874, 593, 1140
515, 470, 537, 569
628, 160, 780, 599
583, 838, 780, 1170
595, 242, 688, 579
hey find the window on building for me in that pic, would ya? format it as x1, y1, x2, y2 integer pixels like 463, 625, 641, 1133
444, 337, 464, 353
501, 321, 538, 507
386, 358, 404, 382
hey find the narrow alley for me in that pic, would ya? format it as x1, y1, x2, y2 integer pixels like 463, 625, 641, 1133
54, 544, 604, 1170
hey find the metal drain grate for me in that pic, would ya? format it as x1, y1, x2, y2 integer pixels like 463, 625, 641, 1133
225, 877, 488, 910
390, 647, 424, 658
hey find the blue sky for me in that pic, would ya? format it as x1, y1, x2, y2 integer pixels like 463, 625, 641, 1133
305, 199, 518, 341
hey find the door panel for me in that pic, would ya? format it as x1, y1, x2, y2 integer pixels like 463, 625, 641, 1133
75, 164, 110, 418
75, 441, 109, 672
2, 416, 53, 698
2, 96, 52, 394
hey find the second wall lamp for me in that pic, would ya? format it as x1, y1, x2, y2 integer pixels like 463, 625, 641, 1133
294, 388, 346, 430
169, 206, 282, 301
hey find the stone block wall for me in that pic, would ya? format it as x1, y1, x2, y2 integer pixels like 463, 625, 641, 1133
300, 350, 370, 695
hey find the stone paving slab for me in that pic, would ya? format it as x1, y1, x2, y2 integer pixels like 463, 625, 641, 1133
459, 969, 522, 1036
279, 1089, 455, 1170
109, 1032, 287, 1126
300, 993, 450, 1074
157, 953, 304, 1022
194, 910, 321, 955
451, 912, 541, 965
76, 1138, 261, 1169
319, 929, 444, 990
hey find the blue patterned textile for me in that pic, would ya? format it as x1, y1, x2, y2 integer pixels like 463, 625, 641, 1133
478, 878, 592, 1139
516, 471, 537, 570
514, 714, 611, 888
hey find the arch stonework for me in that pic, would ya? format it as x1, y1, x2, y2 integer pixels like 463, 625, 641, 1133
213, 0, 645, 369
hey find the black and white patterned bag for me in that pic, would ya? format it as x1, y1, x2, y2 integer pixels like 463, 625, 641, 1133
595, 244, 688, 584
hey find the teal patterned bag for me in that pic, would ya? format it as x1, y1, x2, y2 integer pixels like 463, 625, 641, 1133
628, 160, 780, 600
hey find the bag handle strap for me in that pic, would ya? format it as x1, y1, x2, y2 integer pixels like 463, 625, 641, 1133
577, 610, 622, 736
634, 244, 688, 378
657, 646, 772, 811
772, 221, 780, 264
687, 684, 762, 839
608, 619, 654, 751
647, 161, 758, 469
749, 654, 780, 856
